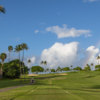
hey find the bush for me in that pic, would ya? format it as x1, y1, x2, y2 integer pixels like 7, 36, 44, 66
62, 67, 70, 71
31, 66, 44, 73
73, 66, 82, 71
51, 69, 56, 72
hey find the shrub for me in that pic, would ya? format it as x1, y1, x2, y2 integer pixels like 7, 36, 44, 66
73, 66, 82, 71
62, 67, 70, 71
31, 66, 44, 73
51, 69, 56, 72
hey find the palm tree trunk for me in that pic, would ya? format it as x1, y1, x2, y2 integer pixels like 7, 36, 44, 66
18, 52, 20, 63
22, 50, 24, 62
0, 63, 3, 79
22, 50, 25, 80
18, 52, 22, 77
0, 67, 3, 78
9, 52, 10, 62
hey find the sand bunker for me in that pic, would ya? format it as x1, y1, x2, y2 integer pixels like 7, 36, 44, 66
27, 74, 39, 77
57, 73, 68, 76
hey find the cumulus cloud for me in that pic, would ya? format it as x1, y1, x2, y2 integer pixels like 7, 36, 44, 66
46, 24, 91, 38
83, 0, 99, 2
85, 46, 99, 65
75, 46, 99, 70
41, 42, 79, 68
40, 42, 100, 69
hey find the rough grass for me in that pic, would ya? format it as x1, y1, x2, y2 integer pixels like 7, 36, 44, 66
0, 71, 100, 100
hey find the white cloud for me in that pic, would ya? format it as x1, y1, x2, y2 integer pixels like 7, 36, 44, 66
41, 42, 79, 68
78, 46, 99, 69
40, 42, 100, 69
46, 24, 91, 38
85, 46, 99, 64
83, 0, 99, 2
34, 30, 39, 34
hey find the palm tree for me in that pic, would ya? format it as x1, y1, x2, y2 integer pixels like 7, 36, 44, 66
44, 61, 47, 66
97, 56, 100, 65
28, 59, 31, 64
41, 60, 47, 73
41, 61, 44, 65
44, 61, 47, 73
0, 53, 7, 78
70, 65, 73, 70
28, 59, 31, 72
15, 44, 22, 76
21, 43, 28, 77
21, 43, 28, 63
91, 63, 94, 70
0, 6, 5, 13
15, 44, 22, 60
91, 63, 93, 66
8, 45, 13, 62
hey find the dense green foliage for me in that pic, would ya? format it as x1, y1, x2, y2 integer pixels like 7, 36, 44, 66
31, 66, 44, 73
51, 69, 56, 72
73, 66, 82, 71
62, 67, 70, 71
2, 59, 29, 78
3, 63, 20, 78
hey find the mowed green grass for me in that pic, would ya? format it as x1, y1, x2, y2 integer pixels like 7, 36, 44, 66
0, 79, 30, 89
0, 71, 100, 100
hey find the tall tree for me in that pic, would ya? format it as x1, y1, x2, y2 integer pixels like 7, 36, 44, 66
28, 59, 31, 72
70, 65, 73, 70
21, 43, 28, 77
0, 6, 5, 13
44, 61, 47, 66
41, 61, 44, 65
15, 44, 22, 76
41, 61, 47, 73
0, 53, 7, 78
15, 44, 22, 60
8, 45, 13, 62
28, 59, 31, 64
21, 43, 28, 62
91, 63, 94, 70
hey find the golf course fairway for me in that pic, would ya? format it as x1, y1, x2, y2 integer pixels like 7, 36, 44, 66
0, 71, 100, 100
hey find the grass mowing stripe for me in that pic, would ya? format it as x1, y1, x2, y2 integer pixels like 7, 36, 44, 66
27, 86, 39, 94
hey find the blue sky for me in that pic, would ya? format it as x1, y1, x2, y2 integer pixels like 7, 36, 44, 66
0, 0, 100, 67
